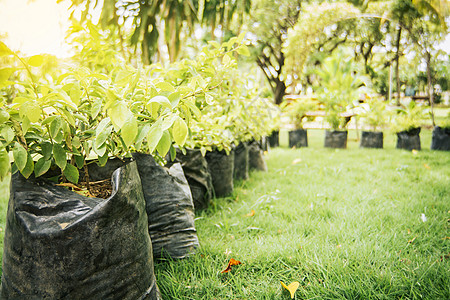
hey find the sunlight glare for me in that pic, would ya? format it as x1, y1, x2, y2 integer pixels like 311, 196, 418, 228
0, 0, 72, 57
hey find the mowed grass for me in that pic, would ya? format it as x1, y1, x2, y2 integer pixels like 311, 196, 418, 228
0, 129, 449, 299
155, 129, 449, 299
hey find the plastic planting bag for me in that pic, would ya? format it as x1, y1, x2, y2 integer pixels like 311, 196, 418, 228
360, 131, 383, 149
324, 130, 348, 149
205, 150, 235, 197
431, 126, 450, 151
133, 153, 199, 260
166, 148, 213, 210
233, 142, 249, 180
289, 129, 308, 148
396, 128, 421, 151
248, 140, 268, 172
1, 161, 161, 299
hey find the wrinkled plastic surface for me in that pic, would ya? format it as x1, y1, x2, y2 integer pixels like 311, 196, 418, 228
396, 127, 421, 150
133, 153, 199, 260
268, 130, 279, 148
1, 161, 161, 300
360, 131, 383, 149
289, 129, 308, 148
324, 130, 348, 149
166, 148, 213, 210
233, 142, 249, 180
248, 140, 268, 172
431, 126, 450, 151
205, 150, 234, 197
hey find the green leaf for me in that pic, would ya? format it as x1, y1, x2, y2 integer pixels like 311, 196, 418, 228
95, 125, 112, 147
69, 84, 81, 106
13, 143, 27, 171
156, 82, 175, 92
161, 114, 177, 130
20, 101, 41, 123
205, 93, 214, 105
40, 142, 53, 160
172, 117, 188, 146
0, 68, 16, 85
168, 91, 181, 108
147, 122, 163, 153
222, 53, 232, 65
0, 41, 13, 57
53, 143, 67, 170
108, 101, 132, 131
74, 153, 84, 169
1, 126, 14, 144
120, 115, 138, 147
21, 116, 31, 133
237, 45, 250, 56
34, 157, 51, 177
208, 41, 221, 49
0, 148, 10, 181
50, 117, 62, 139
63, 164, 79, 184
98, 152, 108, 166
91, 99, 102, 119
135, 124, 150, 145
28, 55, 44, 67
0, 109, 9, 124
20, 153, 34, 179
72, 136, 81, 148
147, 95, 173, 110
156, 130, 171, 157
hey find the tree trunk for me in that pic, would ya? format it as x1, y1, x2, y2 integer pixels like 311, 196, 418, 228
426, 51, 435, 126
274, 80, 286, 105
395, 26, 402, 106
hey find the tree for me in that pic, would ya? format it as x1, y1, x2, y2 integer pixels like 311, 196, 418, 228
247, 0, 302, 105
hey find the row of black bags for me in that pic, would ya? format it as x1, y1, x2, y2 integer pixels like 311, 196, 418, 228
0, 140, 269, 299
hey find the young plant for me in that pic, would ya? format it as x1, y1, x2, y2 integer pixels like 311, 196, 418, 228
391, 101, 426, 133
282, 97, 318, 129
315, 50, 366, 130
358, 97, 389, 131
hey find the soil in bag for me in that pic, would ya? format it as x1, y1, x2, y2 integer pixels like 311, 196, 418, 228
133, 152, 199, 260
233, 142, 249, 180
1, 160, 161, 300
205, 150, 234, 198
165, 148, 213, 210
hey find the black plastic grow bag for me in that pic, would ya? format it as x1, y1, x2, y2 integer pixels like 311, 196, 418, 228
1, 161, 161, 299
396, 127, 421, 151
133, 153, 199, 260
289, 129, 308, 148
166, 148, 213, 210
268, 130, 279, 148
431, 126, 450, 151
233, 142, 249, 180
324, 130, 348, 149
248, 140, 268, 172
205, 150, 234, 197
360, 131, 383, 149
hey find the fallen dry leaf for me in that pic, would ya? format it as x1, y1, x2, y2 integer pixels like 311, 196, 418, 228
281, 281, 300, 299
221, 258, 242, 273
292, 158, 302, 165
245, 209, 255, 217
58, 222, 70, 230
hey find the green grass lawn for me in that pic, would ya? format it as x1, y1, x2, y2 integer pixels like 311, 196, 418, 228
0, 129, 449, 299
